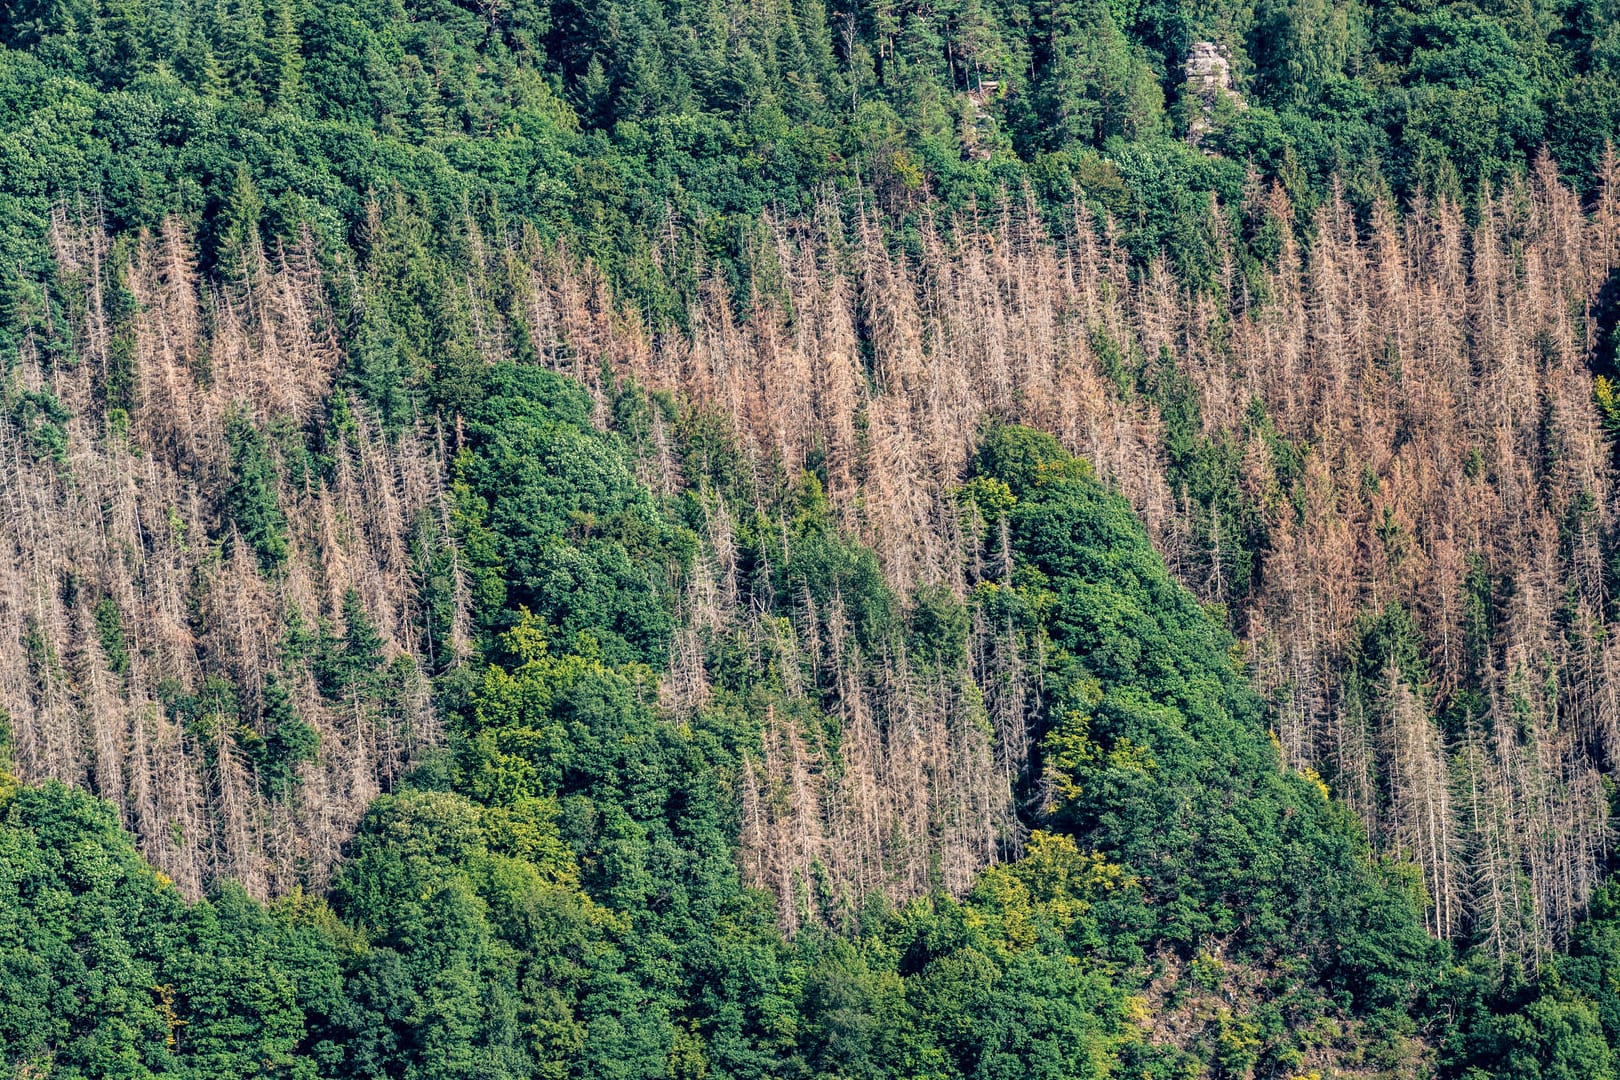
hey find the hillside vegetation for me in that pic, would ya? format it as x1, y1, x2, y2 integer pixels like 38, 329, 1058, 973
4, 0, 1620, 1075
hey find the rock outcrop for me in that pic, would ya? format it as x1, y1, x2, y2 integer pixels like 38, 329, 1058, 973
1184, 41, 1243, 147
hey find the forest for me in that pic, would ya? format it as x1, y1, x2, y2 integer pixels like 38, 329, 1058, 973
4, 0, 1620, 1073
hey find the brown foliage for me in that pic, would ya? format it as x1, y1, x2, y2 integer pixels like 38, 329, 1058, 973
490, 171, 1620, 948
0, 216, 450, 898
15, 159, 1620, 954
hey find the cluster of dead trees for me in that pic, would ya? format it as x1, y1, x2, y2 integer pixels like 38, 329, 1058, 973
12, 154, 1620, 960
0, 213, 458, 897
494, 156, 1620, 957
1231, 158, 1620, 962
659, 489, 1011, 931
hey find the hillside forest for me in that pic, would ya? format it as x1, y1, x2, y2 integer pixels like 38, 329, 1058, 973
5, 0, 1620, 1075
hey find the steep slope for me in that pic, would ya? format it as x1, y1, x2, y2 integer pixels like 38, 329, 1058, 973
530, 174, 1620, 959
4, 0, 1620, 1069
11, 164, 1620, 967
1, 217, 454, 895
0, 379, 1453, 1076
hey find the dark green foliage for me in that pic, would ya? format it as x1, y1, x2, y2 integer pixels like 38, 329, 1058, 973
2, 0, 1618, 1066
223, 409, 290, 570
158, 672, 242, 747
970, 425, 1446, 1013
325, 589, 385, 696
433, 602, 1155, 1078
346, 303, 415, 437
411, 511, 465, 675
908, 583, 970, 668
454, 363, 694, 665
9, 392, 1617, 1076
0, 778, 344, 1079
1569, 890, 1620, 1030
1140, 352, 1300, 603
6, 385, 70, 467
779, 473, 898, 657
93, 596, 130, 677
237, 675, 320, 798
0, 0, 1613, 324
0, 780, 183, 1076
328, 788, 600, 1080
1013, 0, 1165, 151
1441, 935, 1620, 1080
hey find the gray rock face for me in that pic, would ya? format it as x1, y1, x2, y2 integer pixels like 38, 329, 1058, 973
1184, 41, 1234, 98
1184, 41, 1242, 147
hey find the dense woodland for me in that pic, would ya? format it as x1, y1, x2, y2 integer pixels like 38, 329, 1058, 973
6, 0, 1620, 1074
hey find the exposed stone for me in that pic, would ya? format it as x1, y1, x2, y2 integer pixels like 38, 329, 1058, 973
1184, 41, 1243, 149
1184, 41, 1234, 99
